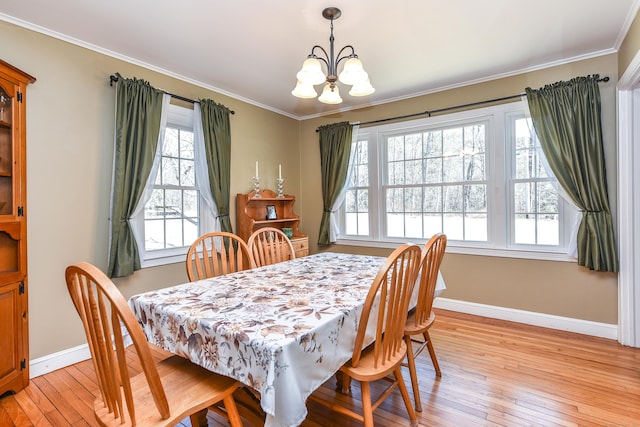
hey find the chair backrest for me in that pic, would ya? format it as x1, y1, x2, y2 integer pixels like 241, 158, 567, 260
186, 231, 251, 281
65, 262, 170, 423
410, 233, 447, 328
351, 243, 422, 369
247, 227, 296, 267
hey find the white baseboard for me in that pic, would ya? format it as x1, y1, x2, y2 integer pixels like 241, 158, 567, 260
30, 343, 93, 379
30, 300, 618, 379
30, 333, 133, 379
433, 297, 618, 340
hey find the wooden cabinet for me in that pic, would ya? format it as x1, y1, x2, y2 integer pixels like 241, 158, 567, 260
236, 189, 308, 257
0, 59, 35, 396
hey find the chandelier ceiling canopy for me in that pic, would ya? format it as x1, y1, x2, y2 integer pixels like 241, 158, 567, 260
292, 7, 375, 105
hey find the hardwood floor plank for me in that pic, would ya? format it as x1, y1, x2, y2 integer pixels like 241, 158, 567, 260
30, 376, 84, 425
0, 403, 17, 427
12, 390, 52, 427
1, 309, 639, 426
20, 383, 57, 421
64, 365, 99, 399
43, 369, 98, 426
0, 394, 34, 426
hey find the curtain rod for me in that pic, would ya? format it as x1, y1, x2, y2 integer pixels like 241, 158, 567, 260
316, 76, 610, 131
109, 75, 235, 114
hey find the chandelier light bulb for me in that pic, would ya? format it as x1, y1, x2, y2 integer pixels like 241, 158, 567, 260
318, 83, 343, 104
338, 57, 366, 85
349, 78, 375, 97
291, 80, 318, 99
296, 58, 326, 86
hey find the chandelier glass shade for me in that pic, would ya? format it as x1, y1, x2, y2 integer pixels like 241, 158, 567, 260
292, 7, 374, 104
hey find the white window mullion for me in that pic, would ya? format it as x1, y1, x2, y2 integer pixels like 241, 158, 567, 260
371, 134, 381, 241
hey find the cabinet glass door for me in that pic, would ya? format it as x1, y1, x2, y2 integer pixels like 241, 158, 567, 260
0, 84, 12, 216
0, 82, 19, 275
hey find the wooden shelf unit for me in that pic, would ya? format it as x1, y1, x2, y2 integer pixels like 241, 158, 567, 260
0, 59, 35, 396
236, 189, 308, 257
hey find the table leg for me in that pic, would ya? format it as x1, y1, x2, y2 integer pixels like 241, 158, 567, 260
335, 371, 352, 395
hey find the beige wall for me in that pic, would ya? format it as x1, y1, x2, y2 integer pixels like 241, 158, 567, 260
298, 54, 619, 324
0, 21, 299, 359
619, 8, 640, 76
0, 19, 624, 361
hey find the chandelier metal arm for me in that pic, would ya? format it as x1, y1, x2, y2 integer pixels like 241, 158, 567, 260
308, 45, 330, 69
335, 45, 357, 70
308, 44, 357, 85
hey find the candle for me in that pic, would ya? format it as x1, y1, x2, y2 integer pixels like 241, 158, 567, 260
279, 164, 282, 180
255, 161, 259, 178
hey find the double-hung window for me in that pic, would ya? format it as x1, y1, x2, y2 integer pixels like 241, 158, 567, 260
339, 101, 578, 260
131, 103, 211, 267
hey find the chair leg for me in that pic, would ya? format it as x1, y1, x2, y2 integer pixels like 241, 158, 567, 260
361, 380, 374, 427
404, 335, 422, 412
189, 409, 208, 427
424, 330, 441, 377
394, 367, 418, 427
223, 394, 244, 427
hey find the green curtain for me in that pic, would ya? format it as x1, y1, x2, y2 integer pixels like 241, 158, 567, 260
525, 75, 618, 272
199, 99, 233, 233
107, 75, 164, 278
318, 121, 353, 246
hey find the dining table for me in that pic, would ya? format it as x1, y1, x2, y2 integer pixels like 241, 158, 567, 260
128, 251, 446, 427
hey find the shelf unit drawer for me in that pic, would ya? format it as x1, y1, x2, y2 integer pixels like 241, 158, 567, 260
290, 236, 309, 258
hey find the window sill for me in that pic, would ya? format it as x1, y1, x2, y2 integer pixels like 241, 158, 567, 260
334, 238, 576, 263
140, 253, 186, 268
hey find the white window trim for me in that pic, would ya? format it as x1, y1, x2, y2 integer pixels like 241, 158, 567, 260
336, 101, 578, 263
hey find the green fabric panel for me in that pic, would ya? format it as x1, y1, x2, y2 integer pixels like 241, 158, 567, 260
108, 74, 164, 277
318, 122, 353, 246
199, 99, 233, 233
525, 75, 618, 272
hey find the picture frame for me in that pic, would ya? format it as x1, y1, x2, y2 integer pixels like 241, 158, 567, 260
266, 205, 277, 220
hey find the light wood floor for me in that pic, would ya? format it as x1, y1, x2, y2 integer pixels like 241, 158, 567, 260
1, 309, 639, 426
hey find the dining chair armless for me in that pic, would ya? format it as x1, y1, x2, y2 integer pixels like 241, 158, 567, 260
65, 262, 244, 427
247, 227, 296, 268
308, 243, 421, 427
403, 233, 447, 412
186, 231, 252, 281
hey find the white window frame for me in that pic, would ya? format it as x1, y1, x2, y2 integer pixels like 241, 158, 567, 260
337, 101, 578, 262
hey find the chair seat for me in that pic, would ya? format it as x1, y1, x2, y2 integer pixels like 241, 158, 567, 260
404, 310, 436, 336
94, 355, 239, 427
341, 341, 408, 382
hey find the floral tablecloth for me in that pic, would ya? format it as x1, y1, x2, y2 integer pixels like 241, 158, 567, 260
128, 252, 445, 427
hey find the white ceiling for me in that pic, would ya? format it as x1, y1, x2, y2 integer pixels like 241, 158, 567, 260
1, 1, 638, 119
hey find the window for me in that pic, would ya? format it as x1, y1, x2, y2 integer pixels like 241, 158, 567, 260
339, 102, 577, 260
511, 115, 561, 246
132, 103, 209, 267
144, 125, 199, 251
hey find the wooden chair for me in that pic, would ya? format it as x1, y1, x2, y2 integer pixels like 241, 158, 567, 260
403, 233, 447, 412
308, 243, 421, 427
186, 231, 251, 281
247, 227, 296, 268
65, 262, 243, 427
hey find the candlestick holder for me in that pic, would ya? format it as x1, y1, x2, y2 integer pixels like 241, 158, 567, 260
252, 176, 261, 197
276, 178, 284, 198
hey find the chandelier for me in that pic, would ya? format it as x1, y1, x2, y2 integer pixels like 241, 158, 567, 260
292, 7, 375, 104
